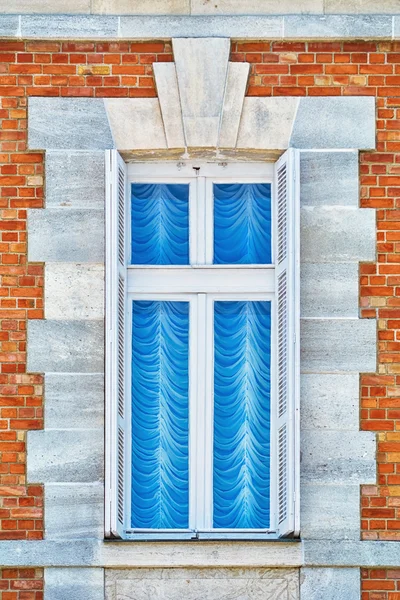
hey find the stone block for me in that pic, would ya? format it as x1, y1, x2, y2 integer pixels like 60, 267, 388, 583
191, 0, 323, 14
291, 97, 376, 150
0, 539, 303, 568
105, 568, 299, 600
393, 17, 400, 38
284, 15, 392, 40
28, 209, 104, 263
45, 373, 104, 430
27, 320, 104, 373
45, 263, 104, 320
300, 151, 359, 207
219, 62, 250, 149
92, 0, 189, 13
172, 38, 230, 148
300, 483, 360, 540
300, 318, 376, 373
300, 568, 359, 600
0, 16, 19, 35
27, 429, 103, 483
153, 64, 186, 148
45, 150, 105, 209
301, 206, 375, 263
45, 568, 104, 600
300, 263, 359, 318
104, 98, 167, 150
3, 0, 90, 12
303, 540, 400, 568
119, 16, 284, 44
45, 484, 103, 540
28, 98, 113, 150
238, 97, 299, 150
326, 0, 400, 13
300, 373, 359, 431
301, 430, 376, 484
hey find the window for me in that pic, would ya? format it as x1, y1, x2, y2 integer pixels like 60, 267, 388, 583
105, 155, 300, 540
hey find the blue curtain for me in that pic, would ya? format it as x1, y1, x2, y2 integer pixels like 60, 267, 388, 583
213, 301, 271, 529
131, 183, 189, 265
214, 183, 272, 265
131, 300, 189, 529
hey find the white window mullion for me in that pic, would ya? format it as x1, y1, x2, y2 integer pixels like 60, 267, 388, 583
205, 178, 214, 265
189, 296, 198, 531
196, 176, 206, 265
203, 293, 214, 530
189, 179, 198, 266
193, 293, 208, 530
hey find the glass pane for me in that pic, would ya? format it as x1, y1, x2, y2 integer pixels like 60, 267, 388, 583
213, 301, 271, 529
131, 183, 189, 265
131, 300, 189, 529
214, 183, 272, 265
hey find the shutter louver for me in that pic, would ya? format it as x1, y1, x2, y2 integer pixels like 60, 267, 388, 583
274, 149, 300, 538
105, 150, 128, 538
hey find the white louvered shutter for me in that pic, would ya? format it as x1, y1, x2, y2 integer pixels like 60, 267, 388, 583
274, 149, 300, 538
105, 150, 128, 538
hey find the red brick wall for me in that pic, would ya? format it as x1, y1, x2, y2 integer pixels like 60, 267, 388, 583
362, 568, 400, 600
0, 568, 43, 600
0, 37, 398, 595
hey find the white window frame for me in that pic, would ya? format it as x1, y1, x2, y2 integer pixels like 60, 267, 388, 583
105, 155, 300, 541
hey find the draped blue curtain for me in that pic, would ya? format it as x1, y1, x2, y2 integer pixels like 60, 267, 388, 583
213, 301, 271, 529
131, 183, 189, 265
214, 183, 272, 265
131, 300, 189, 529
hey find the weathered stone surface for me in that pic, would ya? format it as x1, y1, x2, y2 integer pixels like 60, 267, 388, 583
5, 538, 400, 568
301, 207, 375, 263
153, 63, 186, 148
45, 373, 104, 430
45, 484, 103, 540
28, 209, 104, 263
285, 14, 392, 39
301, 430, 376, 484
28, 98, 113, 150
300, 151, 359, 207
105, 98, 167, 150
300, 568, 359, 600
173, 38, 230, 148
27, 429, 103, 483
291, 97, 376, 149
191, 0, 323, 14
3, 0, 90, 12
300, 374, 359, 431
219, 62, 250, 149
105, 568, 299, 600
45, 568, 104, 600
300, 319, 376, 373
392, 17, 400, 38
301, 484, 360, 540
92, 0, 189, 13
237, 97, 299, 150
0, 539, 304, 567
300, 263, 359, 318
119, 16, 284, 40
0, 15, 19, 35
21, 14, 119, 38
304, 540, 400, 567
27, 320, 104, 373
45, 263, 104, 320
45, 151, 105, 209
326, 0, 400, 13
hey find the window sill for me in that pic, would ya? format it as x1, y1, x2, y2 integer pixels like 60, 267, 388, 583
104, 533, 301, 542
